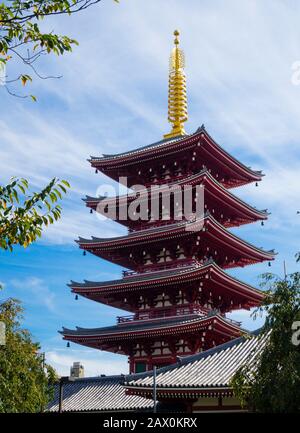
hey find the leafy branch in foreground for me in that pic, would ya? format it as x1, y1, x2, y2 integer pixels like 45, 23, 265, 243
0, 296, 57, 412
0, 177, 70, 250
231, 268, 300, 413
0, 0, 119, 98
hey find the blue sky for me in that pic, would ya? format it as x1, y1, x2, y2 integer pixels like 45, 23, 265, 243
1, 0, 300, 376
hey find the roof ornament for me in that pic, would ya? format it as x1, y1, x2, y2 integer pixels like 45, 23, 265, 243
164, 30, 188, 139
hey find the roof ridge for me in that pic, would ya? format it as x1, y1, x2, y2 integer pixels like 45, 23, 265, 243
69, 261, 212, 288
89, 126, 263, 180
90, 133, 192, 161
67, 374, 126, 383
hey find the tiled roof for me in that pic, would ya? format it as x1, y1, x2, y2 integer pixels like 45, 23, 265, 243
60, 312, 231, 337
69, 260, 264, 302
90, 134, 189, 161
77, 216, 191, 243
48, 333, 268, 411
77, 214, 275, 258
47, 375, 153, 412
126, 330, 267, 391
83, 168, 268, 218
89, 127, 262, 178
70, 262, 205, 288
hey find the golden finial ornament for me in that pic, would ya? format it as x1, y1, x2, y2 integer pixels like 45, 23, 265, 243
164, 30, 188, 139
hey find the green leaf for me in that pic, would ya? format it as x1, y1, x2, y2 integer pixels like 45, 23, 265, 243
60, 180, 70, 188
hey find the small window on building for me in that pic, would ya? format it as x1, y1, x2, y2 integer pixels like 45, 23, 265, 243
135, 362, 146, 373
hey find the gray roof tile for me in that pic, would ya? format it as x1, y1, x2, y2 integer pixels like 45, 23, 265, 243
60, 312, 243, 337
47, 375, 153, 412
126, 331, 268, 390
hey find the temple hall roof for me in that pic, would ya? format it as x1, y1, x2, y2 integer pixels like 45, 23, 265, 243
125, 330, 268, 395
47, 375, 153, 412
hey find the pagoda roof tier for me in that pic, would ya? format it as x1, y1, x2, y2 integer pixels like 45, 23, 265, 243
60, 313, 244, 354
77, 214, 275, 270
84, 169, 268, 230
69, 260, 264, 312
89, 126, 263, 188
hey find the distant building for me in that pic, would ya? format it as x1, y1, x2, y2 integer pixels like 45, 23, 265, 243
70, 362, 84, 378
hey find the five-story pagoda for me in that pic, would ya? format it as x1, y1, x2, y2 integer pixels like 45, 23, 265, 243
61, 31, 274, 374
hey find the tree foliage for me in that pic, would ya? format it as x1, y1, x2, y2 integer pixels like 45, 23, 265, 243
231, 269, 300, 413
0, 176, 70, 410
0, 0, 119, 98
0, 177, 70, 250
0, 296, 57, 412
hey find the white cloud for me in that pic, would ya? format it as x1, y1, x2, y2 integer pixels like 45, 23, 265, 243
10, 277, 56, 312
228, 308, 266, 332
43, 205, 126, 245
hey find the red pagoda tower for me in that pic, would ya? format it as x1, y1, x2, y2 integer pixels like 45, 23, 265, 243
61, 31, 274, 374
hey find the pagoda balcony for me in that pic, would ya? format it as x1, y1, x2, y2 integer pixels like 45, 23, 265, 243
116, 306, 241, 327
117, 305, 206, 324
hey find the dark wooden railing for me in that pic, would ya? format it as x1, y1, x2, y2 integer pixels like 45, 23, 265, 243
122, 260, 200, 278
116, 306, 241, 327
117, 305, 208, 324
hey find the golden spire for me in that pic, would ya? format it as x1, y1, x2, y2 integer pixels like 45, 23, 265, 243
164, 30, 188, 139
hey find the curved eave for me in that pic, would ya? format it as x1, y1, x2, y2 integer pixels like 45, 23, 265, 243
60, 314, 244, 343
76, 214, 275, 262
84, 169, 268, 222
89, 127, 262, 183
69, 261, 264, 305
206, 216, 275, 261
125, 385, 234, 399
76, 217, 190, 246
200, 129, 262, 182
